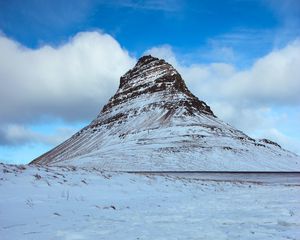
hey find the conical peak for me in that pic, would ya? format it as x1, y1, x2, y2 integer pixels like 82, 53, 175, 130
136, 55, 160, 66
31, 56, 299, 170
100, 55, 215, 118
119, 55, 177, 89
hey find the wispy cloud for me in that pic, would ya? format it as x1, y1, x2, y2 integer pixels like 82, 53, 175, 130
102, 0, 183, 12
201, 28, 299, 66
265, 0, 300, 26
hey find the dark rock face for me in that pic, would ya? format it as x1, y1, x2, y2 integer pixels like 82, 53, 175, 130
92, 55, 214, 128
259, 139, 282, 148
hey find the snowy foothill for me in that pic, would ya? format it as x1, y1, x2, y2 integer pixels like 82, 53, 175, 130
0, 163, 299, 240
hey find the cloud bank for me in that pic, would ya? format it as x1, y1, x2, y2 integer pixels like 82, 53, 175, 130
0, 124, 75, 146
0, 31, 135, 125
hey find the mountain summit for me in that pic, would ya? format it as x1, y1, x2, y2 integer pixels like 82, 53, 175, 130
93, 55, 214, 128
31, 55, 300, 171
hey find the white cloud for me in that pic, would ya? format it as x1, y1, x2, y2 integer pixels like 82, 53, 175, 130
0, 31, 136, 125
222, 40, 300, 105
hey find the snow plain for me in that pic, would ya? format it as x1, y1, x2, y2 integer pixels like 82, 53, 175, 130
1, 163, 299, 240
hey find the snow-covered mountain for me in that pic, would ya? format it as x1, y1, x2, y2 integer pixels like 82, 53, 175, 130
31, 55, 300, 171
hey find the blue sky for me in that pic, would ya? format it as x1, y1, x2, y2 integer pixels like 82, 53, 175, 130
0, 0, 300, 164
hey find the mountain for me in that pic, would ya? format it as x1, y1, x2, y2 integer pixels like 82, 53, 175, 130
31, 55, 300, 171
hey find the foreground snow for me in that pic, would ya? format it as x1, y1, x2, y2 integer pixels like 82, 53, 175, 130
0, 164, 299, 240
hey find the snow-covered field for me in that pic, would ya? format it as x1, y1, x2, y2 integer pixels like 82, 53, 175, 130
1, 163, 299, 240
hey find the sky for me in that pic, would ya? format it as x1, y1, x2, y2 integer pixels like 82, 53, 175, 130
0, 0, 300, 164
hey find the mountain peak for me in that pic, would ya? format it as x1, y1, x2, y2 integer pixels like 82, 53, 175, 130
119, 55, 174, 89
136, 55, 160, 66
103, 55, 215, 118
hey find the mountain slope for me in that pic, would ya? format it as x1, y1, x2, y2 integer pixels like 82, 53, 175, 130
31, 55, 300, 171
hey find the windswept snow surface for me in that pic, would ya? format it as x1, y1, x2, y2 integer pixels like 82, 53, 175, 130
1, 163, 300, 240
